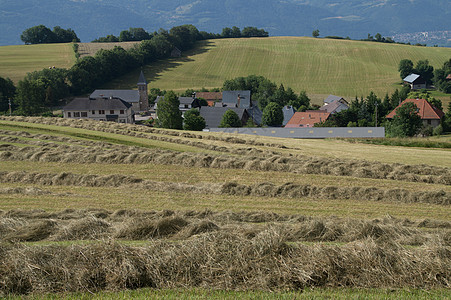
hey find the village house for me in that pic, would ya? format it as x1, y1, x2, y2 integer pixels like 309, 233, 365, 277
285, 111, 331, 128
386, 98, 444, 128
199, 106, 250, 128
154, 94, 202, 116
90, 71, 149, 112
403, 73, 426, 90
320, 95, 349, 114
195, 92, 222, 106
63, 97, 134, 123
282, 105, 296, 126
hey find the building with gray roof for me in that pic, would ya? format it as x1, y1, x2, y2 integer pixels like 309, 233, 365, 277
199, 107, 249, 128
63, 97, 134, 123
222, 90, 251, 108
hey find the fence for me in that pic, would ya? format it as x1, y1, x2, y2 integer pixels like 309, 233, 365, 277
207, 127, 385, 139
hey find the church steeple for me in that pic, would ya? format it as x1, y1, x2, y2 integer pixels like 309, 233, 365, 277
137, 70, 148, 111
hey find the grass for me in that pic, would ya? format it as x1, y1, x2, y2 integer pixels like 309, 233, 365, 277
345, 137, 451, 148
0, 117, 450, 296
106, 37, 451, 104
5, 287, 450, 299
1, 184, 449, 221
2, 38, 450, 105
77, 42, 140, 58
0, 43, 76, 84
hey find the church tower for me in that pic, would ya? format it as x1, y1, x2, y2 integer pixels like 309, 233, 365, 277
137, 70, 149, 111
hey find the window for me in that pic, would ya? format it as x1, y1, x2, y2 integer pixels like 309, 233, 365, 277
99, 110, 105, 114
184, 104, 189, 109
120, 110, 125, 114
74, 112, 80, 117
427, 120, 432, 125
81, 112, 88, 117
110, 110, 114, 114
92, 110, 95, 114
67, 112, 71, 117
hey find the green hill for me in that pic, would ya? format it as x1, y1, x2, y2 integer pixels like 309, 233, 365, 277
107, 37, 451, 103
0, 43, 75, 84
1, 37, 450, 105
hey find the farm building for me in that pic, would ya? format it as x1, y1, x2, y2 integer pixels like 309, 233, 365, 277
90, 71, 149, 112
386, 98, 445, 128
285, 111, 331, 128
403, 73, 426, 90
63, 97, 134, 123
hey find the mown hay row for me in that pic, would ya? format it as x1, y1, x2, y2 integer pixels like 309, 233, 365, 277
0, 232, 449, 295
0, 116, 286, 149
0, 170, 449, 205
0, 209, 449, 246
2, 143, 450, 185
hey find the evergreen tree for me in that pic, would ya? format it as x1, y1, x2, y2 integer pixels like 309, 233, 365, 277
262, 102, 283, 126
156, 91, 183, 129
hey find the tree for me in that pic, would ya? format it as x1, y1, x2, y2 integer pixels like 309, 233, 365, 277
312, 29, 320, 38
262, 102, 283, 126
220, 110, 242, 127
21, 25, 56, 44
15, 78, 48, 115
183, 108, 206, 131
156, 91, 183, 129
415, 60, 434, 85
52, 26, 80, 43
0, 76, 16, 112
398, 59, 414, 79
388, 102, 422, 137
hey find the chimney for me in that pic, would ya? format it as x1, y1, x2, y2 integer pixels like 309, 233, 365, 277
237, 94, 241, 108
192, 92, 196, 99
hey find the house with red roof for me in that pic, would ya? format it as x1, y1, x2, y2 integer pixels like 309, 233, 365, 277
285, 110, 331, 128
386, 98, 445, 128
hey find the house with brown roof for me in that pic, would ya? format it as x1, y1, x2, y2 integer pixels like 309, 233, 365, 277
195, 92, 222, 106
285, 111, 331, 128
386, 98, 445, 128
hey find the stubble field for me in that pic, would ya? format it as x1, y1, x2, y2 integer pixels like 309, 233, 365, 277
0, 116, 449, 298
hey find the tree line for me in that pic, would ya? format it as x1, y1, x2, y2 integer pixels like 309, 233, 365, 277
93, 26, 268, 43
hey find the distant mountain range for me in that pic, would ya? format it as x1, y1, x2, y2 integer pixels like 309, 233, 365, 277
1, 0, 450, 46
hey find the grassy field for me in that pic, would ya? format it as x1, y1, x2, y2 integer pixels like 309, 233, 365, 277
106, 37, 451, 105
0, 43, 76, 84
1, 37, 450, 106
0, 117, 450, 297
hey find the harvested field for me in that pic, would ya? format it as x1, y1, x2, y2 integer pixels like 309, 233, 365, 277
0, 116, 449, 296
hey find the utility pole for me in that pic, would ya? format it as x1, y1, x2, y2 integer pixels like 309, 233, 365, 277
8, 98, 12, 116
375, 102, 378, 127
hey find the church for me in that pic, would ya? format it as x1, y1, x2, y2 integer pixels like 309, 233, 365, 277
89, 71, 149, 112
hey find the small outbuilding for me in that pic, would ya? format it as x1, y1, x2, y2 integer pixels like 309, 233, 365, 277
403, 74, 426, 90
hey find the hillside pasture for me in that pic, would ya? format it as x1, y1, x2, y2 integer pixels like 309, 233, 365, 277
0, 43, 75, 84
77, 42, 140, 58
0, 116, 449, 296
107, 37, 451, 105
